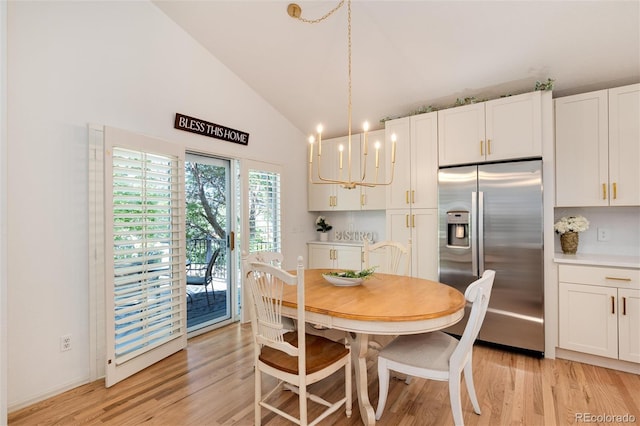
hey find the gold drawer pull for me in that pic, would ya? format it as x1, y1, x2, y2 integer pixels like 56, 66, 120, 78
480, 140, 484, 156
405, 190, 409, 204
605, 276, 632, 282
411, 190, 415, 204
487, 139, 492, 155
613, 182, 617, 199
602, 183, 607, 200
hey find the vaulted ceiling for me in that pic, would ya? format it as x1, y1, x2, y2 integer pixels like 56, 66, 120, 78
154, 1, 639, 139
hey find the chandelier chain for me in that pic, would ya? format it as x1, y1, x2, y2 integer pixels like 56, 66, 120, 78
294, 0, 345, 24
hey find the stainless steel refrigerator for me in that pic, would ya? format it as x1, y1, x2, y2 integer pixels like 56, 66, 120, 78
438, 159, 544, 355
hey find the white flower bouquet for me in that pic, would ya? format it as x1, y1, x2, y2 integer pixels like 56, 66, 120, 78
554, 215, 589, 235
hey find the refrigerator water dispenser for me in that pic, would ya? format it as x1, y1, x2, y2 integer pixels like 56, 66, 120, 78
446, 211, 469, 248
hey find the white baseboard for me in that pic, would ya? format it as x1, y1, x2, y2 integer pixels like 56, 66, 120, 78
7, 377, 91, 414
555, 347, 640, 374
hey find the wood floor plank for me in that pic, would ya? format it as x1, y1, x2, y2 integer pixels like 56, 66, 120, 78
8, 323, 640, 425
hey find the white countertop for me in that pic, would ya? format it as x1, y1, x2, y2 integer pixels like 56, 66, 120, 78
553, 253, 640, 269
307, 240, 364, 247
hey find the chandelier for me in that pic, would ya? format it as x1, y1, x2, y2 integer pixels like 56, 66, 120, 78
288, 0, 397, 190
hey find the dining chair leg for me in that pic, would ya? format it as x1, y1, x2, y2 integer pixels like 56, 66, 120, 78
375, 359, 390, 420
464, 360, 481, 414
449, 371, 464, 426
345, 357, 352, 417
255, 369, 262, 425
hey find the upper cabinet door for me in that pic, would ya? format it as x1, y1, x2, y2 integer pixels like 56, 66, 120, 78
485, 91, 542, 162
608, 83, 640, 206
410, 112, 438, 209
438, 103, 485, 166
360, 129, 387, 210
385, 117, 412, 209
555, 90, 609, 207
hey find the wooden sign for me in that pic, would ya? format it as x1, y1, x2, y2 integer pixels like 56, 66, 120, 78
174, 113, 249, 145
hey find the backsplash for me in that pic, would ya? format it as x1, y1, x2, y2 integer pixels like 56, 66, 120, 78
553, 206, 640, 257
314, 211, 387, 243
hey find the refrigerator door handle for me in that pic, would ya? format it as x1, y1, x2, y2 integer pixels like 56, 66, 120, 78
471, 191, 478, 277
478, 191, 485, 276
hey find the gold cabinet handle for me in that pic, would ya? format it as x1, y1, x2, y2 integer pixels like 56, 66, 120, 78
405, 190, 409, 204
613, 182, 617, 200
623, 297, 627, 316
611, 296, 615, 314
411, 214, 416, 228
602, 183, 607, 200
487, 139, 492, 155
480, 140, 484, 156
361, 194, 366, 206
405, 214, 409, 228
605, 276, 632, 282
411, 190, 415, 204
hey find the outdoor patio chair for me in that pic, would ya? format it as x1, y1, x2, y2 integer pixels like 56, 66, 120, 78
187, 247, 221, 306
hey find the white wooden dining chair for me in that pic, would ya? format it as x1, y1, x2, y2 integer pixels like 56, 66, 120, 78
375, 269, 496, 426
362, 238, 412, 351
245, 250, 284, 268
243, 254, 352, 426
363, 239, 411, 276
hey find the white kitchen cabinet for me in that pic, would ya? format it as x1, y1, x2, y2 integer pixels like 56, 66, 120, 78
385, 112, 438, 210
438, 91, 542, 166
618, 288, 640, 363
308, 131, 386, 211
608, 84, 640, 206
386, 208, 438, 280
558, 264, 640, 363
555, 83, 639, 207
307, 242, 362, 270
359, 129, 387, 210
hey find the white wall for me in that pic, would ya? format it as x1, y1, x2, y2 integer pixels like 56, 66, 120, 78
1, 0, 8, 423
6, 0, 313, 410
553, 206, 640, 257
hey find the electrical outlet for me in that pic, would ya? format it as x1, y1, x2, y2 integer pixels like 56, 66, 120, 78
60, 334, 72, 352
597, 228, 610, 242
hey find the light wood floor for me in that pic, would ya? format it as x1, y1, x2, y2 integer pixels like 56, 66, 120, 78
9, 323, 640, 425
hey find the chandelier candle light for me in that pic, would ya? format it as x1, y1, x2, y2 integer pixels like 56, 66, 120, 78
290, 0, 397, 190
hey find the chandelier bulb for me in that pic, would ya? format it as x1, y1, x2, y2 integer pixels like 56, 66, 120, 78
316, 124, 323, 134
363, 121, 369, 132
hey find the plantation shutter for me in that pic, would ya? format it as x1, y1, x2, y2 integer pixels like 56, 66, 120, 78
248, 166, 281, 253
104, 126, 187, 387
240, 160, 282, 324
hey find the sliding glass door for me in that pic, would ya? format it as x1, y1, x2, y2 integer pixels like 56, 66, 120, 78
185, 153, 236, 334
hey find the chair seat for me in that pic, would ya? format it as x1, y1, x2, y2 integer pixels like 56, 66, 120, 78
379, 331, 458, 372
186, 276, 207, 285
259, 331, 349, 375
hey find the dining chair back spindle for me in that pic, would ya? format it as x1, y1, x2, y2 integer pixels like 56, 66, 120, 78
363, 239, 411, 276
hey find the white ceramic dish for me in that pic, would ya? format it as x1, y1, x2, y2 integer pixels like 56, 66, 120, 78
322, 274, 364, 287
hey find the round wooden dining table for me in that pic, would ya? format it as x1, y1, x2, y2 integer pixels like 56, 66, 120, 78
280, 269, 466, 425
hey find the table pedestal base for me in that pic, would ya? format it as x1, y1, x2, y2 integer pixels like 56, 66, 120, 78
348, 333, 376, 425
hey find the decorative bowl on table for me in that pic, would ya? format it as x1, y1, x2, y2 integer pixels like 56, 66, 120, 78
322, 268, 376, 287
